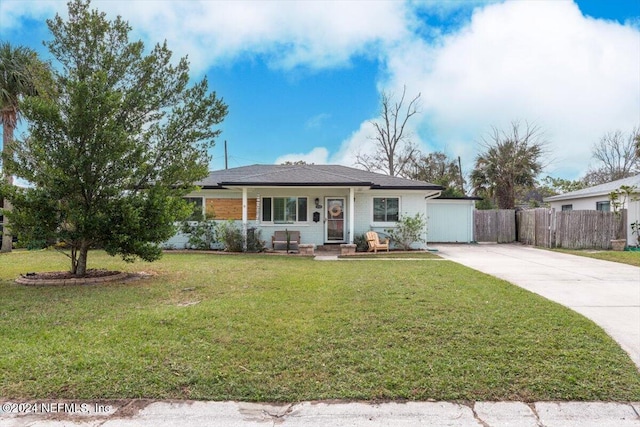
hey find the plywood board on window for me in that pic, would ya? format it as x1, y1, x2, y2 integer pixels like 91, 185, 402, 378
205, 198, 257, 220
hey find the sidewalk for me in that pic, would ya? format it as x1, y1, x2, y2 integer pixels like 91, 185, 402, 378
2, 400, 639, 426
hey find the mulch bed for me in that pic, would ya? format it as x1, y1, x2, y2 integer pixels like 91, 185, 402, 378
16, 269, 142, 286
22, 269, 121, 280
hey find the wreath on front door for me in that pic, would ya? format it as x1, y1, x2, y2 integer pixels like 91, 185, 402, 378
329, 203, 342, 217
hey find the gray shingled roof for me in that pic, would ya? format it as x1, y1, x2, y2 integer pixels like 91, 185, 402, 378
544, 174, 640, 202
196, 164, 443, 190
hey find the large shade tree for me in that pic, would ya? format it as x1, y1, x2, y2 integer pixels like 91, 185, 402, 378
406, 151, 466, 197
0, 43, 49, 253
471, 121, 547, 209
0, 0, 227, 275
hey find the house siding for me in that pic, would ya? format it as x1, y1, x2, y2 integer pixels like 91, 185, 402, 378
353, 190, 429, 249
165, 188, 433, 249
426, 199, 475, 243
254, 188, 351, 246
548, 195, 611, 212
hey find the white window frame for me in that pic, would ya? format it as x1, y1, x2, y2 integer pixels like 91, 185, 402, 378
372, 197, 400, 223
261, 197, 308, 224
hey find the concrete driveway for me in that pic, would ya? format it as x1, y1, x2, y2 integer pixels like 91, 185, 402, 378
432, 243, 640, 369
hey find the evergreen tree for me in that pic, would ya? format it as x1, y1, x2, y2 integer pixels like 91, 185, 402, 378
1, 0, 227, 275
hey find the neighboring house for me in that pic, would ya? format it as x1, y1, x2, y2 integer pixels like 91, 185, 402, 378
165, 164, 476, 250
544, 174, 640, 246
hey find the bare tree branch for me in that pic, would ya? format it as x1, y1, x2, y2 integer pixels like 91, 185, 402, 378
355, 85, 421, 177
584, 128, 640, 185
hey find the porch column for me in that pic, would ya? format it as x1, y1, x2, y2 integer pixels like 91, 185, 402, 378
349, 187, 355, 244
242, 187, 248, 251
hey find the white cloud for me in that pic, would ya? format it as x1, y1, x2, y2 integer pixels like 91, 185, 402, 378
328, 118, 429, 168
0, 0, 61, 31
305, 113, 331, 129
95, 0, 412, 74
2, 0, 411, 74
273, 121, 380, 168
380, 0, 640, 179
4, 0, 638, 181
274, 147, 329, 165
330, 121, 378, 167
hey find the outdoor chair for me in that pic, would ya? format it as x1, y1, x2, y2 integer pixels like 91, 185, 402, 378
272, 230, 300, 252
365, 231, 389, 253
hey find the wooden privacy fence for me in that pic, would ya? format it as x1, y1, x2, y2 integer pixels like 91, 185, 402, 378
516, 209, 552, 247
474, 210, 516, 243
554, 210, 624, 249
475, 208, 626, 249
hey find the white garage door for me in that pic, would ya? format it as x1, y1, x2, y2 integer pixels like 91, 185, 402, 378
426, 201, 474, 243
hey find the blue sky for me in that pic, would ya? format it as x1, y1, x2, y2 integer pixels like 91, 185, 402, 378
1, 0, 639, 181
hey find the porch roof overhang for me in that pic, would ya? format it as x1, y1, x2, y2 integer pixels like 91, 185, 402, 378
201, 183, 442, 191
201, 182, 373, 190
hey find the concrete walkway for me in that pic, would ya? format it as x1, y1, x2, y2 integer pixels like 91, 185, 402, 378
432, 243, 640, 369
2, 400, 639, 426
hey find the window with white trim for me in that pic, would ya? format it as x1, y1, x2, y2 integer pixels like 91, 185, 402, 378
561, 204, 573, 211
596, 201, 610, 212
373, 197, 399, 222
262, 197, 308, 223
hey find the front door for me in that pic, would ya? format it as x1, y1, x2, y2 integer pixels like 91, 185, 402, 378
325, 197, 345, 242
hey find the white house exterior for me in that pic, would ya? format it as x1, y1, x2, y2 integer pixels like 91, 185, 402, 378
544, 174, 640, 246
425, 198, 476, 243
165, 164, 454, 250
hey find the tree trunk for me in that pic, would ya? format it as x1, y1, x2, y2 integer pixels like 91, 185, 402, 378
1, 198, 12, 253
1, 120, 14, 253
73, 241, 90, 277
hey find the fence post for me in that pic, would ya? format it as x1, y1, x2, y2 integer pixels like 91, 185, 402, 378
548, 208, 554, 248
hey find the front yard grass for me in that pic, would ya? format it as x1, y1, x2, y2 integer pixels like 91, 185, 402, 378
1, 250, 639, 402
551, 248, 640, 267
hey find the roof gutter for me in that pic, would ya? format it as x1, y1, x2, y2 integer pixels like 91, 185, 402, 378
544, 192, 611, 202
200, 183, 443, 190
219, 181, 373, 187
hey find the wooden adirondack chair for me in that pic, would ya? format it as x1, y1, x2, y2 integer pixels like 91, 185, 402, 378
365, 231, 389, 253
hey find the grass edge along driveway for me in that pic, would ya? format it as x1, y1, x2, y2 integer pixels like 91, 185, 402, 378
1, 250, 639, 402
550, 248, 640, 267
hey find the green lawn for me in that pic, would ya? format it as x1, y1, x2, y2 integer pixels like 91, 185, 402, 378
551, 248, 640, 267
1, 249, 639, 402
